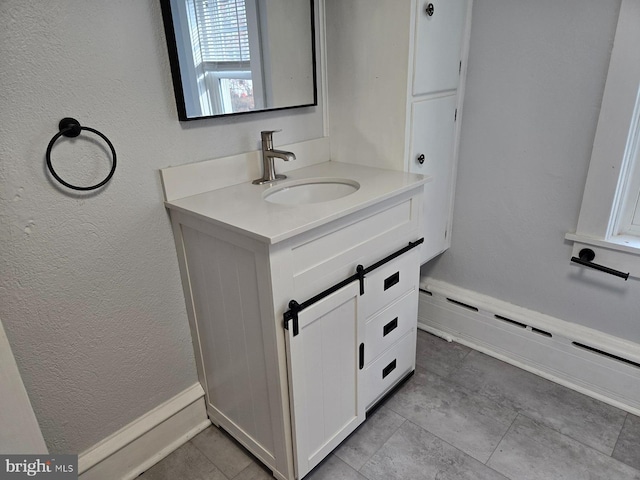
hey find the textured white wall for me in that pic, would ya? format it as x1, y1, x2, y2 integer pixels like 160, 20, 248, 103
423, 0, 640, 342
0, 0, 323, 453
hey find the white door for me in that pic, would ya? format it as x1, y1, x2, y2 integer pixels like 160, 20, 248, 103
412, 0, 469, 95
286, 282, 365, 479
0, 319, 48, 453
409, 95, 458, 262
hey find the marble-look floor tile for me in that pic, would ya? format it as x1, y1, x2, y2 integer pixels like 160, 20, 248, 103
386, 366, 517, 462
138, 442, 226, 480
447, 350, 626, 454
191, 425, 253, 478
415, 330, 472, 377
360, 421, 509, 480
306, 455, 368, 480
335, 405, 405, 470
613, 414, 640, 471
488, 415, 640, 480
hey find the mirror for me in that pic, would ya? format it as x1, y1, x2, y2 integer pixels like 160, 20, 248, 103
160, 0, 317, 120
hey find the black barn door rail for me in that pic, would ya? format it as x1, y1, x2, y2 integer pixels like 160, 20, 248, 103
283, 238, 424, 336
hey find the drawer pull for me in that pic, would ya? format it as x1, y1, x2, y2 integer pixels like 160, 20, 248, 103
384, 272, 400, 291
359, 343, 365, 370
382, 359, 397, 379
383, 317, 398, 336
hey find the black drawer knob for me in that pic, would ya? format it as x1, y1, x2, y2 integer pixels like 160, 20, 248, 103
426, 3, 435, 16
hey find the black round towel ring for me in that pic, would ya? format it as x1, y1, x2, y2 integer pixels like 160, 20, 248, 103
46, 117, 117, 191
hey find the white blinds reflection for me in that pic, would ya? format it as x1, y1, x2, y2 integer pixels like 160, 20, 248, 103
194, 0, 250, 66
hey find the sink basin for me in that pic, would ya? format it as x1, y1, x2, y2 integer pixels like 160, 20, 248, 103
264, 178, 360, 205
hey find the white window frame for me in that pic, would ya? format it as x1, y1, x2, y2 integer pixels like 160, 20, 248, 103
204, 70, 253, 114
171, 0, 264, 116
566, 0, 640, 279
614, 100, 640, 237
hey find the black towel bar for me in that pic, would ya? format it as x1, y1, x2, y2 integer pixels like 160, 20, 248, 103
571, 248, 629, 281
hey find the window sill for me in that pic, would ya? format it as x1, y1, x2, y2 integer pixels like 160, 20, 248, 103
565, 233, 640, 280
566, 233, 640, 255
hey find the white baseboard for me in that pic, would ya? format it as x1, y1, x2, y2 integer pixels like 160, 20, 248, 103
418, 278, 640, 417
79, 383, 210, 480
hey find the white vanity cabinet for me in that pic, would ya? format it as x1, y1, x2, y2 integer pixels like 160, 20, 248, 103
163, 161, 425, 480
326, 0, 472, 263
286, 240, 421, 478
286, 282, 365, 478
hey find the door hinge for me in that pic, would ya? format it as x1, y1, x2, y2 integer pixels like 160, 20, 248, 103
454, 109, 458, 122
459, 61, 462, 75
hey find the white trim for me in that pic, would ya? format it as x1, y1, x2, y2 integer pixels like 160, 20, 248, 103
417, 279, 640, 417
566, 232, 640, 256
79, 383, 209, 480
615, 93, 640, 236
402, 0, 418, 173
565, 234, 640, 279
569, 0, 640, 250
316, 0, 329, 139
446, 0, 473, 252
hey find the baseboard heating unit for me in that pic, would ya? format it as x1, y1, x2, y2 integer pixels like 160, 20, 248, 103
417, 278, 640, 416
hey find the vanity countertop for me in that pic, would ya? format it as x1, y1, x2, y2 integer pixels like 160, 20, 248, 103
165, 161, 428, 244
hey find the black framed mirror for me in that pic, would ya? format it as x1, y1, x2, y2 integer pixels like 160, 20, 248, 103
160, 0, 317, 121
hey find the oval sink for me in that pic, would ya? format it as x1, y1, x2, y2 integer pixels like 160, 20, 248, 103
264, 178, 360, 205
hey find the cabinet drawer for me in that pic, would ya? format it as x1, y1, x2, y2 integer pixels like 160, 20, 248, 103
290, 193, 421, 302
364, 290, 417, 365
365, 331, 416, 409
363, 247, 420, 318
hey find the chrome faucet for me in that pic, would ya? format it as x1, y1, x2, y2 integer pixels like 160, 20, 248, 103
252, 130, 296, 184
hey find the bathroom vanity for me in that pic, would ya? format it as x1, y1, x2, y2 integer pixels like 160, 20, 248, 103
162, 159, 426, 480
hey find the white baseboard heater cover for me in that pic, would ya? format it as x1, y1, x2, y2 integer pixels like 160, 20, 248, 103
418, 279, 640, 417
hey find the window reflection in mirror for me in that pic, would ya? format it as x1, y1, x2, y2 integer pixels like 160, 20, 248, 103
161, 0, 317, 120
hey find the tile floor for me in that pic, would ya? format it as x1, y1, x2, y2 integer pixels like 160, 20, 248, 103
139, 330, 640, 480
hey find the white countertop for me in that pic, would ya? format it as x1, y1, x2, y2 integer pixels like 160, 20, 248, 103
165, 161, 428, 244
